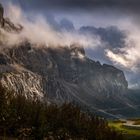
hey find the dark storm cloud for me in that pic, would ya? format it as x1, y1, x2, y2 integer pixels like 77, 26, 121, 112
14, 0, 140, 12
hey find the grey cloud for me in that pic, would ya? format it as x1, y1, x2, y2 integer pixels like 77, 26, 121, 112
79, 26, 126, 49
2, 0, 140, 13
20, 0, 140, 10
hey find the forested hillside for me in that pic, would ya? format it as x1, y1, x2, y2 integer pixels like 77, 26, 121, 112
0, 84, 124, 140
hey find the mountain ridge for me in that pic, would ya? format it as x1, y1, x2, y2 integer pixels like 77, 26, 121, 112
0, 43, 129, 118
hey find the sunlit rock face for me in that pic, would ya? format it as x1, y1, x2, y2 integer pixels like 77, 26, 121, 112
1, 70, 44, 99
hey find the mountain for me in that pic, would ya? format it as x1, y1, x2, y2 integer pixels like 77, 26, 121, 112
0, 43, 128, 117
0, 4, 139, 119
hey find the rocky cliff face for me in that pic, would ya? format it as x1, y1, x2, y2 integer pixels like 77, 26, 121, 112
0, 43, 129, 117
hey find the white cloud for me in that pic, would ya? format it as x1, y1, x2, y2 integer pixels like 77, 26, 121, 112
1, 3, 101, 49
105, 21, 140, 73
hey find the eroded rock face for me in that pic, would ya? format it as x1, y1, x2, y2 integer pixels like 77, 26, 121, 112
1, 70, 44, 99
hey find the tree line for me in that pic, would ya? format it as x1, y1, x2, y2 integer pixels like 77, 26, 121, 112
0, 84, 124, 140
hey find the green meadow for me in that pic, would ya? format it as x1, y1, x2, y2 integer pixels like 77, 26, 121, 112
109, 119, 140, 140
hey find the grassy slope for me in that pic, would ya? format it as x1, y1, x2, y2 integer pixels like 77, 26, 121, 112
109, 121, 140, 140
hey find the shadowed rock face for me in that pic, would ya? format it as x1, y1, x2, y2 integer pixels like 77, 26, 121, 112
0, 43, 129, 118
0, 3, 4, 27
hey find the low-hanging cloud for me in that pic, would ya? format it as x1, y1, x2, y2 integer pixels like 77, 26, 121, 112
1, 3, 101, 49
4, 3, 140, 72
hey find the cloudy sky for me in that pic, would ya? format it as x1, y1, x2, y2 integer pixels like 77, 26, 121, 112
1, 0, 140, 88
2, 0, 138, 28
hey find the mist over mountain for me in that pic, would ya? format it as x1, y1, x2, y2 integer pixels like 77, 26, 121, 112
0, 3, 140, 119
0, 1, 140, 140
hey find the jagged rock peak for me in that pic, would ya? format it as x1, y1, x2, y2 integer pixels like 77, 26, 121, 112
0, 3, 23, 32
70, 43, 85, 56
